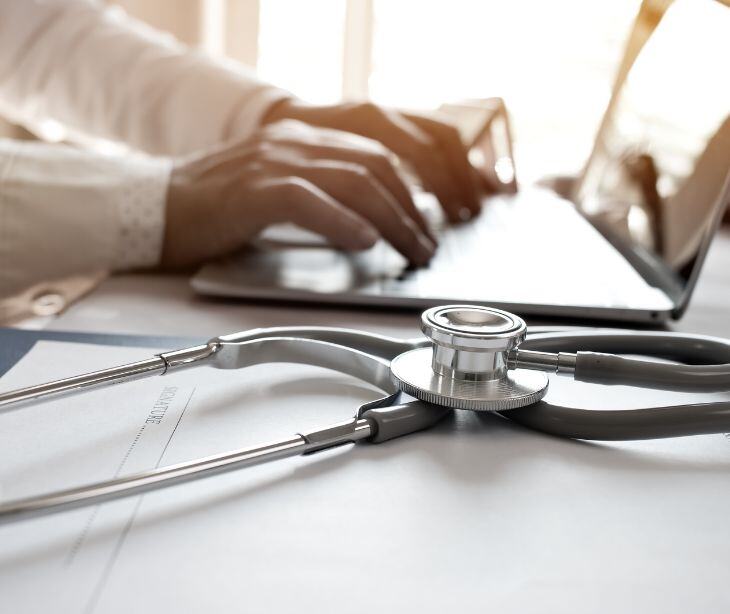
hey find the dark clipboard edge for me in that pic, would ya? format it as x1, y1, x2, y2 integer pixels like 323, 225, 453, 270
0, 328, 203, 377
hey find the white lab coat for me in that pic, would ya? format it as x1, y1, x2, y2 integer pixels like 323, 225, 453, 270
0, 0, 288, 314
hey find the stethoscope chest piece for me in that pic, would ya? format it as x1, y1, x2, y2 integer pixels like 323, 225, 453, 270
390, 305, 548, 411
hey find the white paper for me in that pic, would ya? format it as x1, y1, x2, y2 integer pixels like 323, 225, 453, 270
1, 341, 729, 614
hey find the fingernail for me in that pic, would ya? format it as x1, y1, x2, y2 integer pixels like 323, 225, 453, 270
357, 224, 380, 248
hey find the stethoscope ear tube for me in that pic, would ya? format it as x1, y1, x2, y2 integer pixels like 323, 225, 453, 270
502, 328, 730, 439
502, 400, 730, 441
574, 352, 730, 392
520, 329, 730, 366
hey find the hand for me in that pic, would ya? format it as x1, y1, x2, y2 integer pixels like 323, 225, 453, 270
161, 120, 436, 269
263, 100, 483, 222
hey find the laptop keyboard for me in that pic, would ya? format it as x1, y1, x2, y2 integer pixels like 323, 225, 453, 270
192, 187, 673, 313
385, 189, 670, 308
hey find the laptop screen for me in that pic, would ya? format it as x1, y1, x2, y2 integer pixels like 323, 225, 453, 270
577, 0, 729, 290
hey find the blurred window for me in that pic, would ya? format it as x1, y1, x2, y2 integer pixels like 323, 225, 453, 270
120, 0, 645, 180
256, 0, 641, 181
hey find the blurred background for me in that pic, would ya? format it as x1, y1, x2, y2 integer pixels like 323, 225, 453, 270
0, 0, 645, 183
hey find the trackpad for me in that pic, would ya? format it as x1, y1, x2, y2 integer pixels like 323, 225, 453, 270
194, 241, 408, 296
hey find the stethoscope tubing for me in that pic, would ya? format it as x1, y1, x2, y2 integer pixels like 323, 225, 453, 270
1, 322, 730, 524
503, 328, 730, 439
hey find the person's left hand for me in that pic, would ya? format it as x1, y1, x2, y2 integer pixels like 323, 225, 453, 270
263, 100, 482, 223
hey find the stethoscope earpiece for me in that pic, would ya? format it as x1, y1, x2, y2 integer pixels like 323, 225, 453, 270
390, 305, 549, 411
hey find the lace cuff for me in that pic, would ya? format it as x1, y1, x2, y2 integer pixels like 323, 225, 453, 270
112, 157, 173, 270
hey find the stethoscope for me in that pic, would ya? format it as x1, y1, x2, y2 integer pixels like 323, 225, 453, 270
1, 304, 730, 524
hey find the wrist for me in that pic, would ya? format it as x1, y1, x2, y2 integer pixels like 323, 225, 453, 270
260, 100, 370, 134
261, 97, 303, 124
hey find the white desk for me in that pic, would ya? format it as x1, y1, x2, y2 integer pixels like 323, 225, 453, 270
47, 229, 730, 339
10, 230, 730, 613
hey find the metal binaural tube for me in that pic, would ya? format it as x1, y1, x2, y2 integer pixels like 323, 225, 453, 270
0, 436, 309, 524
0, 356, 167, 412
0, 342, 221, 414
0, 418, 374, 524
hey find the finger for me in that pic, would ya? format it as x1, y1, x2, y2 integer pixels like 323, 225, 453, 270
273, 135, 436, 242
260, 177, 380, 251
404, 113, 482, 211
193, 132, 432, 248
352, 106, 468, 222
286, 160, 435, 266
263, 111, 469, 221
198, 123, 437, 258
471, 164, 502, 195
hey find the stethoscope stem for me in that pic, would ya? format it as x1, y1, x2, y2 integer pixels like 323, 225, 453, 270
509, 349, 577, 374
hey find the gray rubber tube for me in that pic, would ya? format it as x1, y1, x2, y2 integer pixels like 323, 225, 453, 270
574, 352, 730, 392
504, 400, 730, 440
501, 329, 730, 440
519, 329, 730, 364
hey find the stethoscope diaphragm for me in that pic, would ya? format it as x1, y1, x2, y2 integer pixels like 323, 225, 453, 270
390, 305, 549, 411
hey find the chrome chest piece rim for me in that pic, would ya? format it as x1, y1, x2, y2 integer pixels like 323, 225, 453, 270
390, 305, 548, 411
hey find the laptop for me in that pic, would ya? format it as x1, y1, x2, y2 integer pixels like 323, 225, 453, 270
192, 0, 730, 323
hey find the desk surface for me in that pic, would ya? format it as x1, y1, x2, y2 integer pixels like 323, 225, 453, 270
13, 228, 730, 613
47, 229, 730, 339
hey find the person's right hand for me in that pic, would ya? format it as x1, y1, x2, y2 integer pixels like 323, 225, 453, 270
161, 119, 436, 269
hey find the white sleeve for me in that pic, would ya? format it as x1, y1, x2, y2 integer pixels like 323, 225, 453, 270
0, 0, 291, 301
0, 0, 290, 156
0, 139, 171, 298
